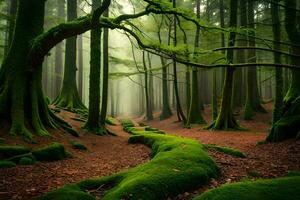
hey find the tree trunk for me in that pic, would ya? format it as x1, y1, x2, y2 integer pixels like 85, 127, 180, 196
53, 0, 86, 110
143, 51, 153, 121
100, 7, 109, 126
271, 0, 283, 124
267, 0, 300, 142
84, 0, 103, 133
244, 0, 266, 120
206, 0, 241, 130
0, 0, 76, 140
4, 0, 17, 56
77, 34, 84, 100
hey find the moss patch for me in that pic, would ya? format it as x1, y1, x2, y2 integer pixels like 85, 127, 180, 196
0, 160, 16, 169
0, 145, 31, 159
32, 143, 69, 161
8, 153, 35, 163
205, 144, 246, 158
71, 141, 87, 150
19, 157, 36, 165
120, 118, 135, 129
193, 176, 300, 200
105, 117, 119, 126
37, 131, 218, 200
0, 138, 5, 144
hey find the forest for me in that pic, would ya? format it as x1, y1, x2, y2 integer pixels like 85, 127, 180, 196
0, 0, 299, 199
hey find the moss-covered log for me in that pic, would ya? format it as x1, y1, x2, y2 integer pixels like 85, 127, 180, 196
36, 131, 218, 200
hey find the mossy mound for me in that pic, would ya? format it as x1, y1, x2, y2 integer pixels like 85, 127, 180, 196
37, 132, 218, 200
0, 160, 16, 169
124, 127, 165, 135
8, 153, 35, 163
35, 184, 96, 200
71, 141, 87, 150
120, 118, 135, 129
32, 143, 69, 161
0, 145, 31, 159
205, 144, 246, 158
193, 176, 300, 200
105, 117, 119, 126
19, 156, 36, 165
145, 127, 159, 131
0, 138, 5, 144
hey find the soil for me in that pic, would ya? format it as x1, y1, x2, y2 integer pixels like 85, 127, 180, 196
0, 103, 299, 200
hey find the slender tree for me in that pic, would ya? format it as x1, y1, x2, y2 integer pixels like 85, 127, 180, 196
244, 0, 266, 120
143, 51, 154, 120
207, 0, 241, 130
84, 0, 103, 133
53, 0, 86, 110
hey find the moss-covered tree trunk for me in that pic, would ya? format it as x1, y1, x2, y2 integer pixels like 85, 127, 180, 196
0, 0, 75, 140
53, 0, 86, 110
100, 7, 109, 127
4, 0, 17, 56
206, 0, 241, 130
84, 0, 103, 133
143, 51, 154, 121
271, 0, 283, 124
187, 0, 205, 125
267, 0, 300, 142
244, 0, 266, 120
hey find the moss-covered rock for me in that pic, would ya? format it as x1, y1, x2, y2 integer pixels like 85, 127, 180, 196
0, 145, 31, 159
38, 132, 218, 200
32, 143, 69, 161
105, 117, 119, 126
205, 144, 246, 158
71, 141, 87, 150
0, 160, 16, 169
193, 176, 300, 200
19, 156, 36, 165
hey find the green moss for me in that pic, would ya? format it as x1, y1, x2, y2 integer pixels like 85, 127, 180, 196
0, 160, 16, 168
19, 157, 36, 165
105, 116, 119, 126
145, 127, 159, 131
287, 171, 300, 177
193, 176, 300, 200
8, 153, 35, 163
120, 119, 135, 129
0, 145, 31, 159
71, 141, 87, 150
32, 143, 69, 161
205, 144, 246, 158
35, 184, 96, 200
38, 131, 218, 199
0, 138, 5, 144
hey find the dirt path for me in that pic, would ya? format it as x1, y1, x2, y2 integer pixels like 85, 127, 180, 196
0, 111, 150, 200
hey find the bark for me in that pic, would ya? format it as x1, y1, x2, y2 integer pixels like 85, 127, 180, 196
244, 0, 266, 120
0, 0, 77, 140
143, 51, 153, 121
77, 34, 84, 100
206, 0, 241, 130
5, 0, 17, 56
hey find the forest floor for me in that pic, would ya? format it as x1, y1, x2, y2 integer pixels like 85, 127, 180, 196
0, 103, 299, 200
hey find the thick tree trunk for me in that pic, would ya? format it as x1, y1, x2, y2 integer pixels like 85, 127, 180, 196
244, 0, 266, 120
0, 0, 76, 140
267, 0, 300, 142
53, 0, 86, 110
206, 0, 241, 130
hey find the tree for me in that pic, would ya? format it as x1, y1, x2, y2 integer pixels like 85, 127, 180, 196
244, 0, 266, 120
187, 0, 206, 125
84, 0, 103, 133
266, 0, 300, 142
206, 0, 241, 130
53, 0, 86, 110
143, 51, 154, 120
